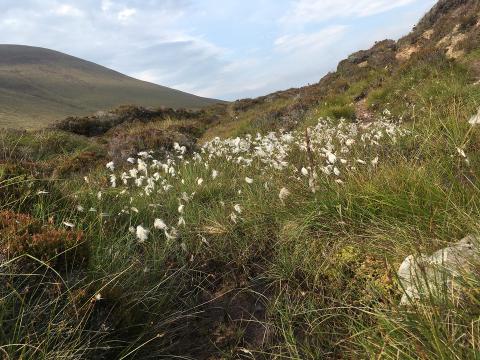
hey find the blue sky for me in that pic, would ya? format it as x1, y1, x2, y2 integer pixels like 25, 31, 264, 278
0, 0, 437, 100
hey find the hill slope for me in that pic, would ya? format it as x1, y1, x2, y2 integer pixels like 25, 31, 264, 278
198, 0, 480, 141
0, 45, 220, 129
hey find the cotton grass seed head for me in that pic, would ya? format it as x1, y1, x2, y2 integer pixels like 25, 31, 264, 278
154, 218, 167, 230
136, 225, 149, 242
279, 187, 290, 202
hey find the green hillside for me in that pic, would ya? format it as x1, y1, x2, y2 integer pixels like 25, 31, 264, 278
0, 45, 221, 129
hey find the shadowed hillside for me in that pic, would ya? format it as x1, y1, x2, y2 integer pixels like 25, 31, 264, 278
0, 45, 222, 129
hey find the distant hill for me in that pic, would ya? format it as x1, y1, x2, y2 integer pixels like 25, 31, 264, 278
0, 45, 222, 129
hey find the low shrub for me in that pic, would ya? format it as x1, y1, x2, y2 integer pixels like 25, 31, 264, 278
0, 210, 87, 269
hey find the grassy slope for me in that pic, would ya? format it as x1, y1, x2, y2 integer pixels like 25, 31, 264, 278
0, 45, 221, 129
2, 2, 480, 359
2, 52, 480, 359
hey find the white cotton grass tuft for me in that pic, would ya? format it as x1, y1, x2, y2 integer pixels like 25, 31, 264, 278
178, 204, 185, 214
309, 176, 319, 193
164, 228, 178, 241
180, 192, 191, 202
154, 218, 167, 230
137, 159, 148, 173
110, 174, 117, 188
326, 152, 337, 164
106, 161, 115, 171
95, 115, 409, 247
178, 216, 186, 227
136, 225, 149, 242
279, 187, 290, 203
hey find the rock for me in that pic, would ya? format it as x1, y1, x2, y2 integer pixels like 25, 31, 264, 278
396, 45, 420, 62
469, 108, 480, 125
397, 235, 480, 305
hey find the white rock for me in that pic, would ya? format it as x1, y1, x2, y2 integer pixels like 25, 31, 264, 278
469, 108, 480, 125
397, 235, 480, 305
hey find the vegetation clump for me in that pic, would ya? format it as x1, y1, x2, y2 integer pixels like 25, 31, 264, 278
54, 105, 205, 137
0, 210, 87, 268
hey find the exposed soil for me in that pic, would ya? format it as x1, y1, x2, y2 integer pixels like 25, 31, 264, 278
170, 263, 272, 359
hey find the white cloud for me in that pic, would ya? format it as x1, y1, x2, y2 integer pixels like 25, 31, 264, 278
275, 26, 347, 53
131, 70, 158, 83
101, 0, 113, 12
53, 4, 83, 17
284, 0, 416, 24
117, 8, 137, 22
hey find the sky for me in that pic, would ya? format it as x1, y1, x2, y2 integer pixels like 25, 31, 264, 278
0, 0, 437, 100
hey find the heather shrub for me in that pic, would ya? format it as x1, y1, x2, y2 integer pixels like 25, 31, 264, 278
52, 150, 106, 178
0, 210, 87, 269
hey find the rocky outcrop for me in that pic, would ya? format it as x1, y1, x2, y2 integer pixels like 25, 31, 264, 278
399, 0, 480, 52
398, 235, 480, 305
337, 40, 398, 76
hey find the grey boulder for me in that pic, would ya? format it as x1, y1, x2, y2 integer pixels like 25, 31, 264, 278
397, 235, 480, 305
